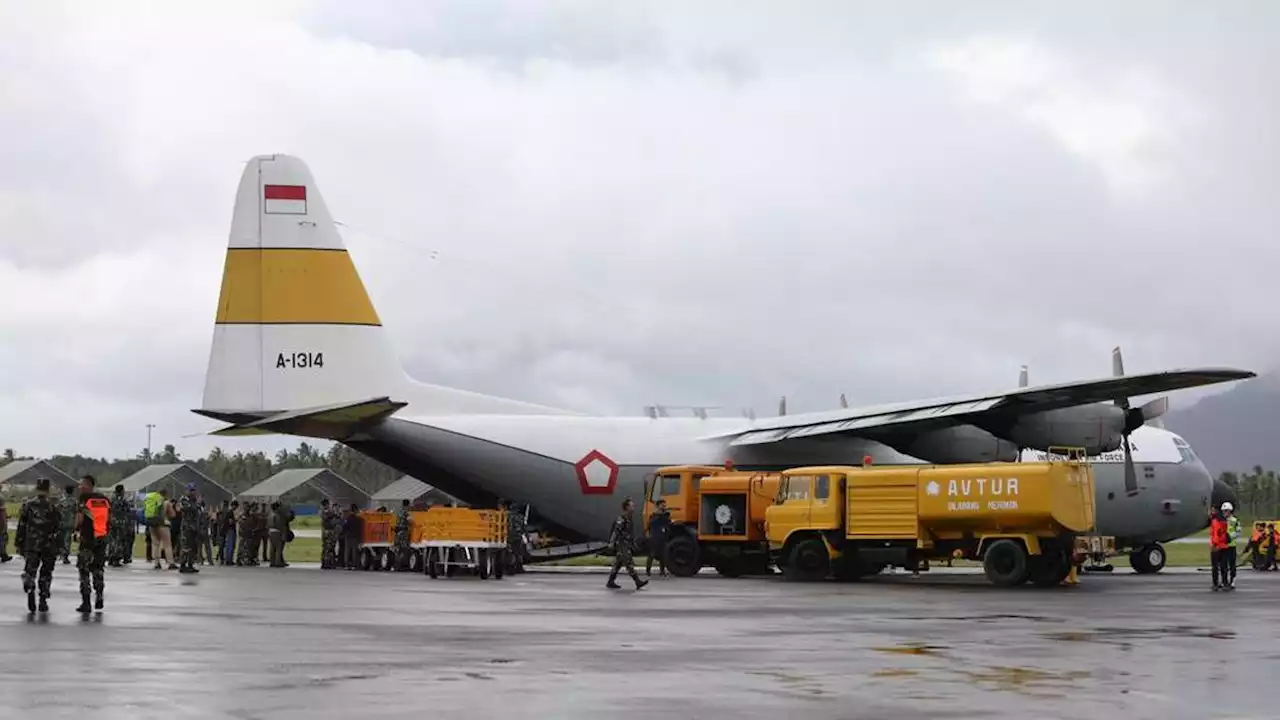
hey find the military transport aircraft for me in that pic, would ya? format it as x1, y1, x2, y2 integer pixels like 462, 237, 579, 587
195, 154, 1254, 570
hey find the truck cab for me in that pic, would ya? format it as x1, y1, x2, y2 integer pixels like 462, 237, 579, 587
645, 464, 781, 577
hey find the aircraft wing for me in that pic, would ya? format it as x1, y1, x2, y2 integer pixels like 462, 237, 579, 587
702, 367, 1254, 447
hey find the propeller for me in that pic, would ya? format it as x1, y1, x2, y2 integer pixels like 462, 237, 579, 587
778, 396, 787, 416
1111, 346, 1170, 497
839, 393, 849, 409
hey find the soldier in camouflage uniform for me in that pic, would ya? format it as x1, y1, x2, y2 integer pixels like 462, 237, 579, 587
505, 500, 527, 574
108, 484, 134, 567
319, 499, 337, 569
178, 485, 202, 573
606, 498, 648, 591
393, 499, 412, 570
75, 475, 109, 613
0, 495, 12, 563
17, 478, 61, 613
237, 502, 259, 566
58, 484, 77, 564
235, 502, 251, 566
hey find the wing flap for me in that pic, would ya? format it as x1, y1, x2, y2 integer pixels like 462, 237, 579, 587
707, 367, 1254, 446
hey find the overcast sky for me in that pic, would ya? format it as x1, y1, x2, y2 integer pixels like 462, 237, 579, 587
1, 1, 1274, 459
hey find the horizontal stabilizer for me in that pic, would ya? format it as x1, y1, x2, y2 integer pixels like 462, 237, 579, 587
205, 396, 407, 440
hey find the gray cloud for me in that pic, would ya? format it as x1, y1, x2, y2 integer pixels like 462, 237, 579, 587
0, 1, 1274, 459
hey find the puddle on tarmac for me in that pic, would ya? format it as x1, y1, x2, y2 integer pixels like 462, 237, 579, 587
1043, 626, 1236, 643
872, 643, 948, 656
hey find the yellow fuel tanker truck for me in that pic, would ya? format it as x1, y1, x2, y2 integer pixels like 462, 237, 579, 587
764, 449, 1095, 587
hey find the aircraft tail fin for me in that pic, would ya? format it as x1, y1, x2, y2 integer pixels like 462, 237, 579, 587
198, 154, 575, 420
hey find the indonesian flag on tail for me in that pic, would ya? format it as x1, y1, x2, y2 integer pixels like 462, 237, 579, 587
263, 184, 307, 215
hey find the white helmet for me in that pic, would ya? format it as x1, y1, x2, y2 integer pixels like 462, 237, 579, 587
1221, 502, 1234, 512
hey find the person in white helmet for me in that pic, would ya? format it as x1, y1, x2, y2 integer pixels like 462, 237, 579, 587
1222, 502, 1240, 588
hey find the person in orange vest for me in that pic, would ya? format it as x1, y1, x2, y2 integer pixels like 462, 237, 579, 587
76, 474, 111, 613
1209, 506, 1231, 591
1265, 523, 1279, 572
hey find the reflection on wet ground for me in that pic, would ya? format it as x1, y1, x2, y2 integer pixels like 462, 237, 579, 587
0, 563, 1272, 719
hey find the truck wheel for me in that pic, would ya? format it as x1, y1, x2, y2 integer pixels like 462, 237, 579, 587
1129, 544, 1166, 575
478, 549, 491, 579
359, 549, 374, 571
784, 538, 830, 582
408, 550, 423, 573
983, 539, 1029, 587
664, 535, 701, 577
494, 549, 506, 579
1030, 549, 1072, 587
427, 548, 440, 578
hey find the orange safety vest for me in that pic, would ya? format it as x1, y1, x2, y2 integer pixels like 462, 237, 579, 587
1210, 517, 1229, 550
86, 498, 110, 539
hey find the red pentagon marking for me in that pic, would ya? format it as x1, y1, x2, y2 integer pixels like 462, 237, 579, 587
575, 449, 619, 495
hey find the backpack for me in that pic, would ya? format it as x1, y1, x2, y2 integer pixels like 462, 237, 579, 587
144, 492, 165, 526
86, 498, 110, 539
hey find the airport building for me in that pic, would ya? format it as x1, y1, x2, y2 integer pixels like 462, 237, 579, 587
0, 459, 76, 492
238, 468, 370, 509
370, 475, 464, 509
119, 463, 235, 504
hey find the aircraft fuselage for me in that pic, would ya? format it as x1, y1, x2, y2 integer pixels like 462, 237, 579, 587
346, 415, 1213, 549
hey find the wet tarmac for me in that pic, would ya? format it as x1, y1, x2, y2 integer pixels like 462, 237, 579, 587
0, 561, 1272, 720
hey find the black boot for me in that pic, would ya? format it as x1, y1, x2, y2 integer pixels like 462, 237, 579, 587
95, 592, 103, 610
605, 574, 621, 589
38, 597, 48, 613
634, 576, 649, 590
76, 592, 91, 613
26, 591, 35, 613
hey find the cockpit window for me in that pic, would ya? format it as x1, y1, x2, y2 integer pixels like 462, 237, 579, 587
1171, 436, 1196, 464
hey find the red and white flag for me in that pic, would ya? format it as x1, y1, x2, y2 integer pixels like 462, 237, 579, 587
263, 184, 307, 215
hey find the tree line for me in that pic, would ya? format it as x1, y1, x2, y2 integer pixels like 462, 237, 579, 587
1, 443, 403, 498
1219, 468, 1280, 521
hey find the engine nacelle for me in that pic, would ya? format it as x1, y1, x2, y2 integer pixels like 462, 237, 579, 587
1003, 403, 1126, 455
888, 425, 1020, 464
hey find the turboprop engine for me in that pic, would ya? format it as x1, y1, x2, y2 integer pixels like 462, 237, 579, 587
888, 425, 1020, 464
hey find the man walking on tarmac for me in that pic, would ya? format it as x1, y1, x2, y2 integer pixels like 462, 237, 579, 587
17, 477, 60, 613
606, 498, 648, 591
1210, 504, 1235, 591
76, 475, 111, 613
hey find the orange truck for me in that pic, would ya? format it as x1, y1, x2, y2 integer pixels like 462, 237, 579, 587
643, 464, 782, 578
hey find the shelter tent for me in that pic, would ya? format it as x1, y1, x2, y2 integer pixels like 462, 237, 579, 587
370, 475, 464, 509
238, 468, 370, 508
119, 464, 234, 504
0, 460, 76, 492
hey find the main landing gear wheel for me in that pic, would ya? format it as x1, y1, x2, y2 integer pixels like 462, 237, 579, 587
983, 539, 1030, 587
784, 538, 830, 582
1130, 543, 1166, 574
663, 535, 701, 578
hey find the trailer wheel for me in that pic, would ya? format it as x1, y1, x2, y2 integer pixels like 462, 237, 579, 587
784, 537, 830, 582
664, 535, 701, 578
408, 549, 423, 574
494, 549, 506, 579
359, 548, 374, 571
427, 548, 440, 578
478, 549, 491, 579
983, 539, 1030, 587
1130, 543, 1166, 575
380, 550, 395, 571
1030, 549, 1072, 587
